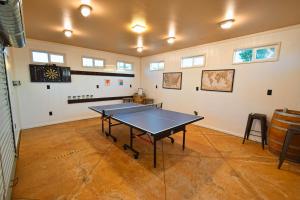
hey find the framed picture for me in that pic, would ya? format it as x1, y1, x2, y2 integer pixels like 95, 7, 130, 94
118, 79, 124, 86
162, 72, 182, 90
104, 79, 110, 86
201, 69, 235, 92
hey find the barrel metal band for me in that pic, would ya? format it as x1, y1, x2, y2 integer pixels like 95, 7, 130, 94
273, 118, 300, 126
274, 110, 300, 118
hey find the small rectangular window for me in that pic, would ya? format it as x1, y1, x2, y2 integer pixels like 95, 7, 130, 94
94, 59, 104, 67
150, 61, 164, 71
32, 51, 49, 63
50, 53, 64, 64
233, 43, 280, 64
82, 57, 104, 68
181, 55, 205, 68
117, 61, 133, 71
255, 46, 276, 61
31, 50, 66, 65
233, 49, 253, 64
82, 57, 93, 67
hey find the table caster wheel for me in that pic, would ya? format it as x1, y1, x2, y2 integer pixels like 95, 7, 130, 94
134, 154, 139, 159
171, 138, 174, 144
113, 138, 117, 142
123, 145, 127, 150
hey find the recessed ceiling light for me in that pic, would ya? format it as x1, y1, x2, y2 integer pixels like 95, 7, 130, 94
63, 29, 73, 38
80, 4, 92, 17
132, 24, 146, 33
167, 37, 176, 44
137, 47, 143, 53
220, 19, 235, 29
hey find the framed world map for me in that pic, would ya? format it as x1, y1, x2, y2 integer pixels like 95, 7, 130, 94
201, 69, 235, 92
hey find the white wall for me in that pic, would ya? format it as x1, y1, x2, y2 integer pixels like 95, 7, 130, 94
11, 39, 141, 129
141, 25, 300, 138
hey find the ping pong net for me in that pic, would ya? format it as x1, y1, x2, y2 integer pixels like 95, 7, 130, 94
104, 103, 161, 116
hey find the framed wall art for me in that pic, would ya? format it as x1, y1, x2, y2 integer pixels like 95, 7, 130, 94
201, 69, 235, 92
162, 72, 182, 90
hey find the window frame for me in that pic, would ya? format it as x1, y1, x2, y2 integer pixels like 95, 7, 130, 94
116, 60, 133, 71
232, 43, 281, 65
82, 56, 105, 68
181, 54, 206, 69
149, 61, 165, 71
31, 50, 66, 65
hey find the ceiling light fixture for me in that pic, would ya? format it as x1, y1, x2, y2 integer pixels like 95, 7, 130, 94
63, 29, 73, 38
132, 24, 146, 33
137, 47, 143, 53
167, 37, 176, 44
220, 19, 235, 29
80, 4, 92, 17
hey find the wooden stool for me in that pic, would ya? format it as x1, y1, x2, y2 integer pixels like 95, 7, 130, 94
243, 113, 267, 149
278, 125, 300, 169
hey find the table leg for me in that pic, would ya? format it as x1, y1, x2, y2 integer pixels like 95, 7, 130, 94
182, 129, 186, 150
104, 117, 117, 142
123, 127, 139, 159
109, 117, 111, 135
101, 116, 104, 133
153, 137, 157, 168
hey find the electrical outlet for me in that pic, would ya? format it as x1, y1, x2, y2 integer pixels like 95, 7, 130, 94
96, 85, 99, 88
47, 85, 50, 89
130, 84, 132, 88
196, 86, 199, 91
194, 111, 198, 116
49, 111, 53, 116
156, 85, 158, 89
267, 89, 272, 96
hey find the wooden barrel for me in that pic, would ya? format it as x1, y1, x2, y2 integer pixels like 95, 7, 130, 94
269, 109, 300, 162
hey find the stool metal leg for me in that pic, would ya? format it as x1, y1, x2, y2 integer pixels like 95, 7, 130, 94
247, 118, 253, 140
278, 130, 294, 169
260, 118, 265, 149
263, 118, 268, 145
243, 115, 252, 144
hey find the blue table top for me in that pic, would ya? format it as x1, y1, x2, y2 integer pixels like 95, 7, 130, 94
89, 103, 204, 134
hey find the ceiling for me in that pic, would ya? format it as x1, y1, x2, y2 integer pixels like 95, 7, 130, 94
22, 0, 300, 57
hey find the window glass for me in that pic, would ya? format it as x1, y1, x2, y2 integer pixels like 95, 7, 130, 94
50, 54, 64, 63
125, 63, 132, 70
193, 56, 205, 66
82, 57, 93, 67
158, 62, 164, 69
233, 49, 253, 63
117, 61, 132, 71
94, 59, 104, 67
150, 62, 164, 71
256, 47, 275, 60
32, 51, 49, 63
182, 57, 193, 68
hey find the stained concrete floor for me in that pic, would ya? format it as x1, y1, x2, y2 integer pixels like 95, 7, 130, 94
12, 118, 300, 200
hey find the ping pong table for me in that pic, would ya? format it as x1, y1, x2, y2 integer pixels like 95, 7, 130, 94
89, 103, 204, 167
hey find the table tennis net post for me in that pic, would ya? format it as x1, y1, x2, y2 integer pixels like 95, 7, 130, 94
104, 103, 161, 116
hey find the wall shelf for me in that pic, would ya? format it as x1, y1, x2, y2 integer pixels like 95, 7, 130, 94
71, 70, 135, 77
68, 96, 133, 104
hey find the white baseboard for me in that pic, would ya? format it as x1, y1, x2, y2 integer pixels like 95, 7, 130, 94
193, 123, 261, 142
21, 115, 99, 130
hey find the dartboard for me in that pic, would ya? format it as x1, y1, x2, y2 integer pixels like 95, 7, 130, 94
44, 67, 60, 81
